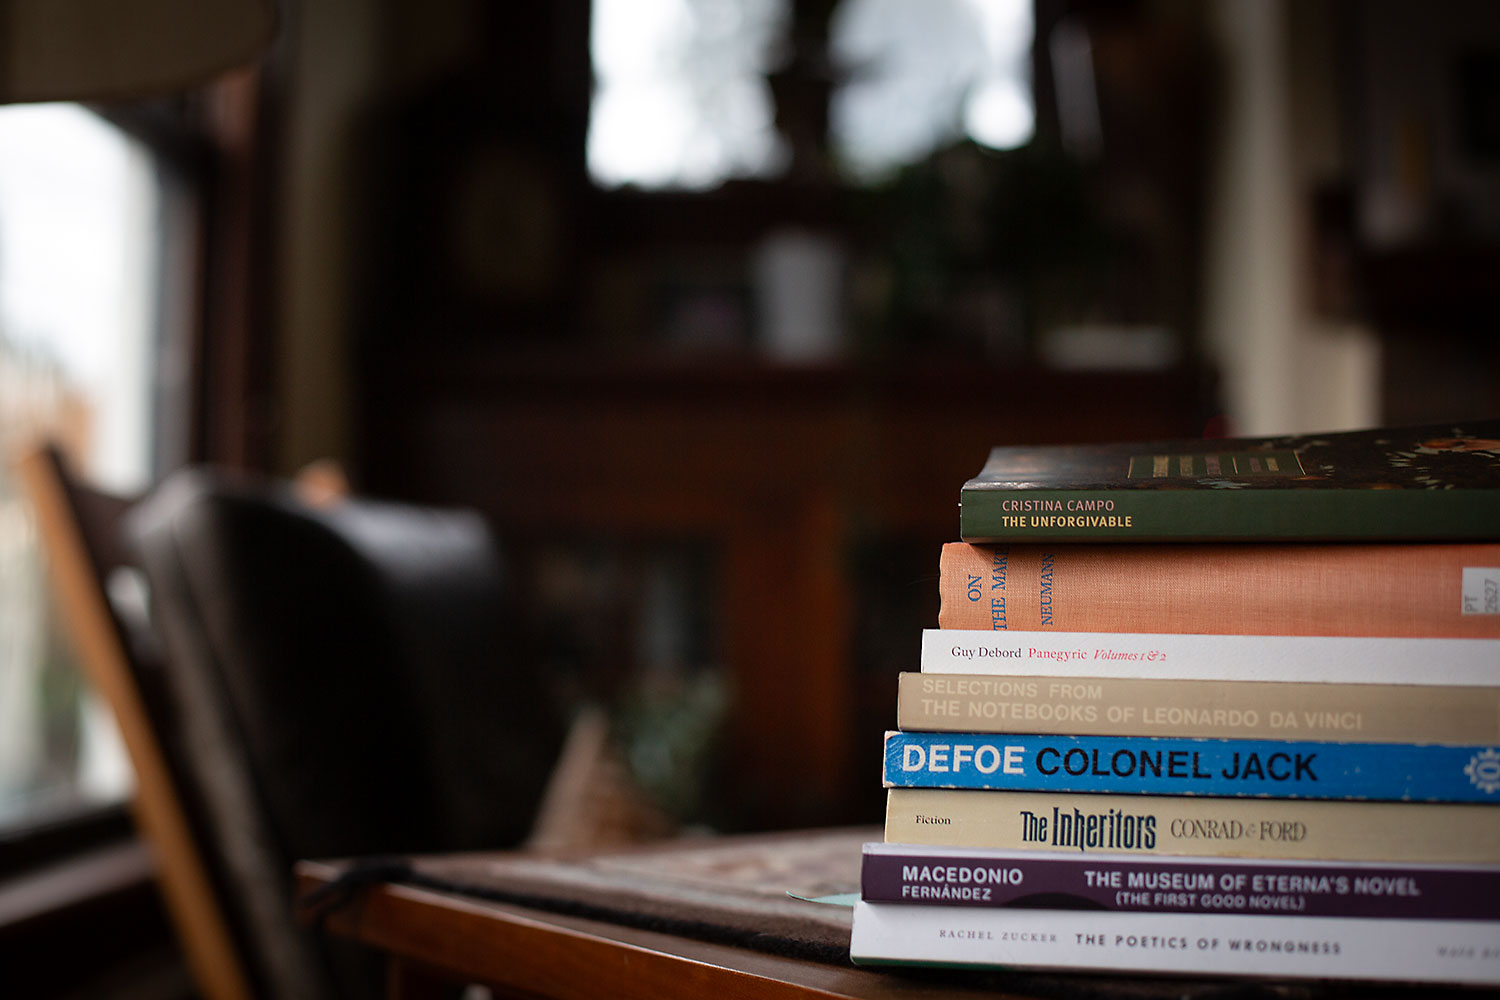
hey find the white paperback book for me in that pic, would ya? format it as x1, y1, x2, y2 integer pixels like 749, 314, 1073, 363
919, 629, 1500, 684
850, 901, 1500, 985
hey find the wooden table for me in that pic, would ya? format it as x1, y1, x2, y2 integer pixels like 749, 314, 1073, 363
298, 851, 1480, 1000
295, 857, 1041, 1000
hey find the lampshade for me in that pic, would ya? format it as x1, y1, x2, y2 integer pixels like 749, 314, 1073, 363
0, 0, 276, 104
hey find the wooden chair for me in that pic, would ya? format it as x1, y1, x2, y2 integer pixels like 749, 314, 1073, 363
16, 443, 256, 1000
20, 443, 667, 998
18, 445, 361, 1000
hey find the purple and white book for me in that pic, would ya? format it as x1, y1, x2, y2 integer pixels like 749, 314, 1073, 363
861, 842, 1500, 920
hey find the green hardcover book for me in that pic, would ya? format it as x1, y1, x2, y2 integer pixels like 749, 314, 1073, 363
959, 420, 1500, 542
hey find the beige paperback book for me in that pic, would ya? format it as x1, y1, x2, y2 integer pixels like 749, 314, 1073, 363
896, 672, 1500, 742
886, 789, 1500, 863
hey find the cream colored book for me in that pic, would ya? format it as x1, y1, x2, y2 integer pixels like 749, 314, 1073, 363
897, 672, 1500, 742
886, 788, 1500, 863
851, 903, 1500, 985
919, 629, 1500, 683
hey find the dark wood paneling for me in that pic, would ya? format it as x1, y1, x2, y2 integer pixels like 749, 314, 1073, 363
360, 356, 1211, 828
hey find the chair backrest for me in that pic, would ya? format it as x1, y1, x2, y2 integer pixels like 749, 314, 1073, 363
23, 447, 569, 999
16, 444, 257, 1000
123, 463, 567, 996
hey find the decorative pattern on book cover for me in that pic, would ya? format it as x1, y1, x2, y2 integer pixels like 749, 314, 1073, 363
884, 789, 1500, 862
883, 732, 1500, 803
959, 420, 1500, 542
898, 672, 1500, 742
859, 843, 1500, 920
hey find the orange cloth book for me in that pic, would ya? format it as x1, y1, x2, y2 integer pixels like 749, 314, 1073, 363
938, 541, 1500, 637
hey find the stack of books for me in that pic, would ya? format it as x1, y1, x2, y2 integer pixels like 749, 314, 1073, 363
849, 421, 1500, 985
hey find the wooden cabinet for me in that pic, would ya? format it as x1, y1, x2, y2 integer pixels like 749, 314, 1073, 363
359, 353, 1211, 829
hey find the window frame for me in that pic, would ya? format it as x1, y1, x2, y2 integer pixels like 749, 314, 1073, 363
0, 63, 281, 972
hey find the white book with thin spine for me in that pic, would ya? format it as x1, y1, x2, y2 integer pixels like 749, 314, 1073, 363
919, 628, 1500, 683
850, 901, 1500, 984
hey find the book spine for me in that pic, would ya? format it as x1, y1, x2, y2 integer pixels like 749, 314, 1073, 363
849, 902, 1500, 984
860, 846, 1500, 920
937, 541, 1500, 638
884, 789, 1500, 863
918, 629, 1500, 683
882, 732, 1500, 803
957, 486, 1500, 543
898, 672, 1500, 742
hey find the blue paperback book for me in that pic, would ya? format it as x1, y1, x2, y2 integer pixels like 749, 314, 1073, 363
882, 731, 1500, 803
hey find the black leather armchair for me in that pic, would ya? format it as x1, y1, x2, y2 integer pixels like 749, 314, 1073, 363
125, 467, 567, 999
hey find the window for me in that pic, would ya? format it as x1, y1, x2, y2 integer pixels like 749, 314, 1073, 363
829, 0, 1033, 180
586, 0, 1034, 189
0, 104, 167, 828
588, 0, 792, 189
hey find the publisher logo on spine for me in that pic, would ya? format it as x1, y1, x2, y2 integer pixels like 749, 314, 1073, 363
1464, 748, 1500, 794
